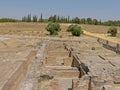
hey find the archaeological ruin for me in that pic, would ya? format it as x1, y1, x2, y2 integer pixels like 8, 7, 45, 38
0, 35, 120, 90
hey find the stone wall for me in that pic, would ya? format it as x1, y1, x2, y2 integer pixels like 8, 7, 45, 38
97, 38, 120, 54
52, 68, 80, 78
47, 51, 69, 57
72, 78, 89, 90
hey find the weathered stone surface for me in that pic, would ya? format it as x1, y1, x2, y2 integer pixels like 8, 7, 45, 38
0, 35, 120, 90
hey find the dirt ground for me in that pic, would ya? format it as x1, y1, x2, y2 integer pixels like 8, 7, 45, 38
0, 22, 120, 90
84, 30, 120, 43
0, 22, 120, 38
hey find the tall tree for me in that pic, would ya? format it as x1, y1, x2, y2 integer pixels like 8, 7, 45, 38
48, 15, 57, 22
73, 17, 80, 24
39, 13, 43, 22
87, 18, 92, 24
48, 16, 54, 22
53, 15, 57, 22
81, 18, 86, 24
92, 19, 98, 25
57, 16, 60, 22
27, 14, 31, 22
22, 16, 27, 22
67, 16, 70, 23
99, 19, 102, 25
33, 15, 38, 22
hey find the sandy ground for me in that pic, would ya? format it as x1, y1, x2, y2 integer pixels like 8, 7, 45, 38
0, 23, 120, 90
0, 23, 120, 42
84, 30, 120, 44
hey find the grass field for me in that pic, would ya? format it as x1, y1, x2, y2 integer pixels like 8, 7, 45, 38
0, 23, 48, 36
81, 24, 120, 33
0, 22, 120, 42
80, 24, 120, 43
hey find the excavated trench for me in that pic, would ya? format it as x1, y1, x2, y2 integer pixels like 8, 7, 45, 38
1, 36, 120, 90
35, 41, 81, 90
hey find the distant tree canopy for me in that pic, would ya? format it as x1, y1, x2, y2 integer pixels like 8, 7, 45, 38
39, 13, 43, 22
92, 19, 98, 25
33, 15, 38, 22
48, 15, 70, 23
0, 18, 18, 22
22, 14, 31, 22
0, 14, 120, 27
87, 18, 92, 24
72, 17, 80, 24
81, 18, 86, 24
102, 20, 120, 26
48, 15, 57, 22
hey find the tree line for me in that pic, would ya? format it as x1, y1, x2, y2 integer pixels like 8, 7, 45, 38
0, 18, 18, 22
21, 14, 44, 22
0, 14, 120, 26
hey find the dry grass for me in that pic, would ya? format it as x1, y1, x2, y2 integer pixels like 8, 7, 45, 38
81, 24, 120, 34
0, 22, 120, 42
81, 24, 120, 43
0, 22, 48, 36
0, 23, 72, 38
0, 22, 46, 31
84, 31, 120, 43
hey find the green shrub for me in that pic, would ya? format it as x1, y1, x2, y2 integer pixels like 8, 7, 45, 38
67, 25, 83, 36
46, 22, 61, 35
67, 25, 77, 32
107, 27, 117, 37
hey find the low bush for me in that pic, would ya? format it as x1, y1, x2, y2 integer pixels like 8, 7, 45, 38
67, 24, 83, 36
107, 27, 117, 37
46, 22, 61, 35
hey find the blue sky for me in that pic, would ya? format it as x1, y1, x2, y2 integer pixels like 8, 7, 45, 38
0, 0, 120, 21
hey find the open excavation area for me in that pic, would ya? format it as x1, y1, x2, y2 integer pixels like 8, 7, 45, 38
0, 34, 120, 90
0, 0, 120, 90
